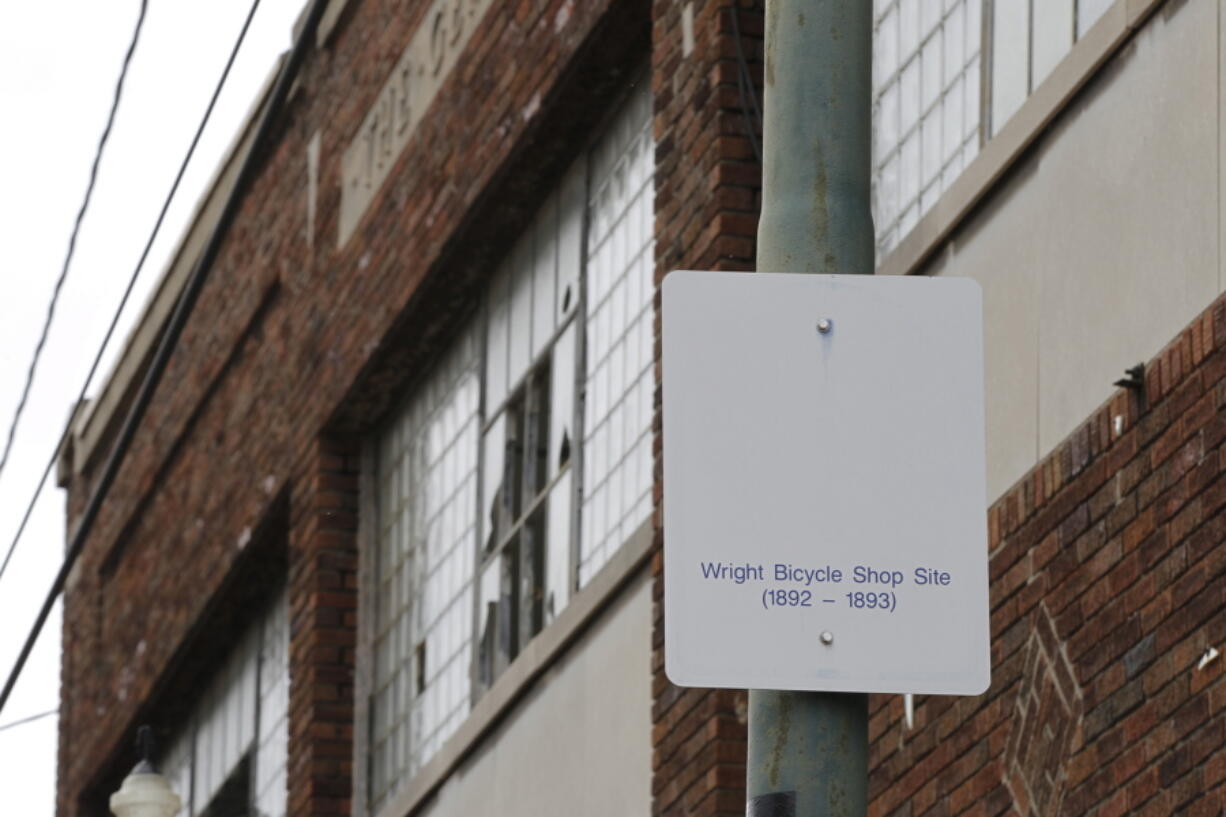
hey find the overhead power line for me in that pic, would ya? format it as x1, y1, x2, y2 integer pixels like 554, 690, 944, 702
0, 708, 58, 733
0, 0, 265, 589
0, 0, 150, 489
729, 6, 763, 166
0, 0, 333, 720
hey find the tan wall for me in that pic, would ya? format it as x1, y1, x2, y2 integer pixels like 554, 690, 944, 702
922, 0, 1223, 501
417, 573, 652, 817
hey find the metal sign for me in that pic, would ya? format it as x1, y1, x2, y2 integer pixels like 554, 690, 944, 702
662, 271, 990, 694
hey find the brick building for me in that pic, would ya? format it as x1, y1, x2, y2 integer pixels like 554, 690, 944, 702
55, 0, 1222, 816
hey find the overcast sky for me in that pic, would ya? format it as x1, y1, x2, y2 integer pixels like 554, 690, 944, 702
0, 1, 306, 812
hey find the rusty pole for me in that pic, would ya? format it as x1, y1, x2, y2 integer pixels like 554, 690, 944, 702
748, 0, 872, 815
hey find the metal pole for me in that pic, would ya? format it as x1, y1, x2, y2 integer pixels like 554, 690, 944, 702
756, 0, 873, 276
749, 0, 872, 815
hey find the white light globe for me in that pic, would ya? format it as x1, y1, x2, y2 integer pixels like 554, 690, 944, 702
109, 768, 181, 817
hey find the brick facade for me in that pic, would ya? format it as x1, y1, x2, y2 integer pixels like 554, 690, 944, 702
649, 2, 762, 815
650, 294, 1226, 817
57, 0, 650, 813
286, 435, 360, 817
56, 0, 1225, 815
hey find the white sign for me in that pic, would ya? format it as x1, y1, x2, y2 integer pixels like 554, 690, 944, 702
662, 271, 990, 695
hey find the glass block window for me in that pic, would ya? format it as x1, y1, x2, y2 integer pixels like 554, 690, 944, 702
872, 0, 982, 256
366, 78, 654, 811
160, 589, 290, 817
580, 85, 655, 585
370, 329, 480, 810
990, 0, 1112, 135
1076, 0, 1112, 38
253, 593, 290, 817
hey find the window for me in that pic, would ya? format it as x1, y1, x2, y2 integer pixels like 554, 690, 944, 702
580, 85, 655, 584
366, 79, 654, 814
369, 329, 479, 802
872, 0, 1113, 257
872, 0, 983, 255
160, 590, 289, 817
989, 0, 1112, 134
476, 163, 585, 690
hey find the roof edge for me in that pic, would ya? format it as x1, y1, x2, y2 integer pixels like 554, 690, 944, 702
61, 51, 289, 485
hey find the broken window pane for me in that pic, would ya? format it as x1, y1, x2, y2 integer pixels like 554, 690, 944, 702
557, 162, 585, 324
545, 470, 574, 622
475, 559, 500, 692
549, 323, 576, 481
480, 415, 508, 553
518, 507, 546, 648
522, 368, 551, 508
498, 538, 519, 672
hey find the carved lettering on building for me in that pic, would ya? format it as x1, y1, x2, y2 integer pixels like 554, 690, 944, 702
339, 0, 495, 245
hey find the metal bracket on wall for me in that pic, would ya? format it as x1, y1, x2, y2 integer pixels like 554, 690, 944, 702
1113, 364, 1145, 393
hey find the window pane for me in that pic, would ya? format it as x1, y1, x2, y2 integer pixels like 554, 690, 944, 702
580, 118, 654, 590
899, 128, 920, 208
991, 0, 1030, 134
876, 151, 900, 232
508, 243, 533, 390
964, 54, 980, 140
531, 193, 558, 358
943, 4, 964, 85
874, 7, 899, 92
921, 0, 942, 35
877, 0, 980, 259
942, 77, 963, 168
1032, 0, 1073, 88
372, 328, 478, 800
900, 57, 920, 136
921, 29, 941, 113
545, 470, 574, 621
476, 558, 500, 690
162, 593, 289, 817
557, 162, 584, 322
522, 368, 550, 505
965, 0, 980, 57
922, 113, 942, 189
900, 0, 919, 58
1077, 0, 1111, 38
365, 75, 654, 811
481, 415, 507, 550
549, 323, 576, 480
485, 268, 509, 409
876, 81, 900, 165
518, 507, 546, 646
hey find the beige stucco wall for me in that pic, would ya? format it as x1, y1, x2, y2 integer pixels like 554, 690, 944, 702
922, 0, 1223, 501
415, 571, 652, 817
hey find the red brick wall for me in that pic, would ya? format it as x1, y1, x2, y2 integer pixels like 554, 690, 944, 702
650, 2, 763, 816
57, 0, 649, 813
651, 293, 1226, 817
286, 435, 360, 817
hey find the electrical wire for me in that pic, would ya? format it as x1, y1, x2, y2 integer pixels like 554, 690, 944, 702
0, 708, 57, 733
0, 0, 264, 589
0, 0, 332, 721
0, 0, 149, 490
729, 6, 763, 166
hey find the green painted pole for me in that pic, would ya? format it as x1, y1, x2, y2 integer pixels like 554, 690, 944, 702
748, 0, 872, 815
